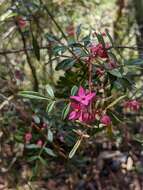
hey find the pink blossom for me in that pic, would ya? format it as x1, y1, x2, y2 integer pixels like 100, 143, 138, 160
66, 25, 75, 37
82, 112, 95, 123
25, 133, 32, 142
37, 140, 43, 147
69, 102, 96, 123
102, 32, 106, 36
42, 123, 48, 128
70, 86, 96, 106
124, 100, 140, 111
18, 17, 27, 29
69, 103, 82, 120
89, 43, 108, 59
101, 115, 111, 126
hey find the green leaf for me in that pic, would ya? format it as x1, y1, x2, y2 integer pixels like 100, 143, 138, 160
0, 10, 17, 21
125, 59, 143, 66
28, 156, 39, 162
46, 84, 55, 98
32, 115, 40, 124
47, 129, 53, 142
19, 91, 49, 100
56, 58, 76, 71
62, 103, 71, 120
32, 33, 40, 61
110, 112, 123, 123
52, 45, 67, 55
46, 101, 55, 113
95, 33, 105, 48
44, 147, 56, 157
82, 34, 90, 46
38, 156, 47, 165
76, 24, 82, 39
106, 95, 126, 110
108, 69, 122, 78
26, 144, 39, 149
45, 33, 59, 42
69, 138, 82, 159
105, 29, 114, 46
71, 85, 78, 96
133, 134, 143, 144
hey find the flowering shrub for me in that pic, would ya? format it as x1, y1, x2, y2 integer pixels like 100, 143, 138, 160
20, 27, 142, 161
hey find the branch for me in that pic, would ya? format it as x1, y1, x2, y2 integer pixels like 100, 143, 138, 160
15, 19, 39, 91
1, 45, 143, 56
112, 45, 143, 50
0, 95, 14, 110
0, 46, 48, 55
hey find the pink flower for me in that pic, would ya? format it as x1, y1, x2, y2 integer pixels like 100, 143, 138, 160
124, 100, 140, 111
69, 102, 96, 123
70, 86, 96, 106
101, 115, 111, 126
69, 103, 82, 120
102, 32, 106, 36
82, 112, 95, 123
37, 140, 43, 147
18, 17, 27, 29
25, 133, 32, 142
42, 123, 48, 128
66, 25, 75, 37
89, 43, 108, 59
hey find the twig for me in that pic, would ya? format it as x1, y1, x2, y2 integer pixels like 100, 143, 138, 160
111, 45, 143, 50
0, 46, 48, 55
1, 45, 143, 56
15, 19, 39, 91
0, 95, 14, 110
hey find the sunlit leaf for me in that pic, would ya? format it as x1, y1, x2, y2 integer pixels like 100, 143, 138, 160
47, 129, 53, 142
69, 138, 82, 158
108, 69, 122, 78
106, 95, 126, 110
46, 84, 55, 98
46, 101, 55, 113
71, 85, 78, 96
19, 91, 50, 100
56, 58, 76, 71
44, 147, 56, 157
62, 103, 71, 120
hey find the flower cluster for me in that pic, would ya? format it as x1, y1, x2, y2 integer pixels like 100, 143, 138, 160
124, 100, 140, 111
69, 86, 96, 123
25, 132, 43, 147
24, 122, 48, 147
100, 115, 111, 126
89, 43, 109, 59
87, 33, 118, 77
17, 17, 27, 29
68, 86, 112, 127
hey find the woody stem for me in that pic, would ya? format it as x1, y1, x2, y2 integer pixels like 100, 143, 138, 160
88, 60, 92, 112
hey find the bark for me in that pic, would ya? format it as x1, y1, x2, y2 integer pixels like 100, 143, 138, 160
134, 0, 143, 58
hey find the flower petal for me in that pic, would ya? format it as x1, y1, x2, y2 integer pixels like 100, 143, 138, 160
70, 96, 81, 103
69, 111, 77, 120
78, 86, 85, 97
81, 99, 89, 106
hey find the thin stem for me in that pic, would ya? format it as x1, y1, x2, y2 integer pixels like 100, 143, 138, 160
0, 46, 48, 55
15, 19, 39, 91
